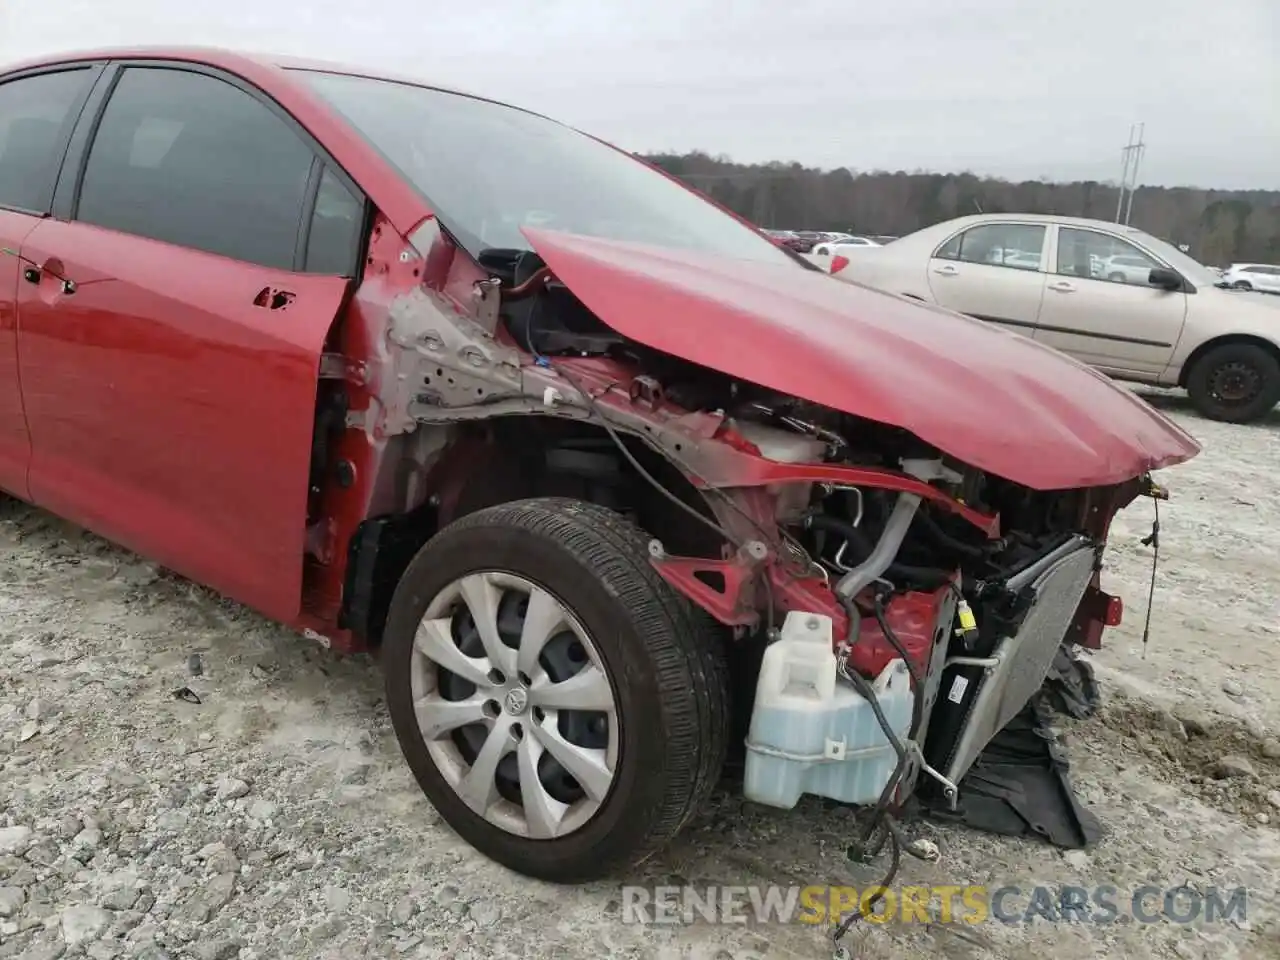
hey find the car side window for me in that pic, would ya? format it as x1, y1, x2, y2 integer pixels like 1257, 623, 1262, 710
934, 231, 963, 260
934, 223, 1045, 271
76, 67, 317, 270
1056, 227, 1159, 286
0, 69, 93, 214
305, 165, 365, 276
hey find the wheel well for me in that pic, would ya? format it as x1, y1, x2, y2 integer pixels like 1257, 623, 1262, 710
1178, 334, 1280, 387
339, 416, 728, 646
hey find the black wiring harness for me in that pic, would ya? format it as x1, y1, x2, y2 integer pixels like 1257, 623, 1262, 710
830, 587, 942, 944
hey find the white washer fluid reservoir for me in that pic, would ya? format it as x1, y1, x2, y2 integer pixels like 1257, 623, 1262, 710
743, 611, 912, 809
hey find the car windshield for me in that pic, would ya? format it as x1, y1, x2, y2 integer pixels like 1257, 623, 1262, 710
298, 70, 795, 266
1121, 228, 1220, 287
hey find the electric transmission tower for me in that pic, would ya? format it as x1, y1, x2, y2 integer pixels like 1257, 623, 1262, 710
1115, 123, 1146, 224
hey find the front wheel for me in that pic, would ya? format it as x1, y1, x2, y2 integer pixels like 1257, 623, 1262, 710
1231, 280, 1253, 291
381, 498, 730, 882
1185, 342, 1280, 423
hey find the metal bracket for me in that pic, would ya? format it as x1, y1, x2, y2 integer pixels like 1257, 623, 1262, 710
318, 353, 368, 386
628, 375, 664, 411
901, 457, 965, 485
648, 538, 771, 627
471, 278, 502, 335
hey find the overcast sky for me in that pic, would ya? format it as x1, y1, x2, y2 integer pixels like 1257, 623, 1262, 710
1, 0, 1276, 189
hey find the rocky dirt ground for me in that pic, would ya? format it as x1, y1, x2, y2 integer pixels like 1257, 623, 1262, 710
1, 388, 1278, 960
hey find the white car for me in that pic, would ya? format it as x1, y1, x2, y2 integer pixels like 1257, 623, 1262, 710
984, 247, 1043, 270
1221, 263, 1280, 294
812, 235, 881, 257
1098, 253, 1159, 284
829, 213, 1280, 423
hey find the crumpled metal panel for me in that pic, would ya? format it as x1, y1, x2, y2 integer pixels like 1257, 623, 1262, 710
521, 228, 1200, 491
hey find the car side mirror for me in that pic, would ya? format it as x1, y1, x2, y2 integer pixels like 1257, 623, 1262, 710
1148, 267, 1183, 291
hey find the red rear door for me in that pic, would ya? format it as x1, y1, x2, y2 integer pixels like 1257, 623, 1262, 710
0, 65, 102, 498
16, 63, 368, 622
0, 211, 36, 497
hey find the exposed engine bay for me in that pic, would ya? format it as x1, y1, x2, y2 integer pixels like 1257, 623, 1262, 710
326, 227, 1167, 938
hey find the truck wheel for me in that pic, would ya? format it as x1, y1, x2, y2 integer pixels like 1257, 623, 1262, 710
381, 497, 730, 882
1185, 342, 1280, 423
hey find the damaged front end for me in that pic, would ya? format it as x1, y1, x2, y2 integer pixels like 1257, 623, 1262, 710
320, 212, 1195, 883
647, 440, 1145, 848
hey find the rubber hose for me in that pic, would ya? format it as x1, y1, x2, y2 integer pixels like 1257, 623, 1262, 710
916, 508, 987, 558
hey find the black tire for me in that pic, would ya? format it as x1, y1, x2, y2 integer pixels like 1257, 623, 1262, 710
1107, 272, 1126, 283
381, 497, 730, 882
1185, 342, 1280, 424
1231, 280, 1253, 291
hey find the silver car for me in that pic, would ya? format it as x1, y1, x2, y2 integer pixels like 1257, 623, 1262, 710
830, 214, 1280, 423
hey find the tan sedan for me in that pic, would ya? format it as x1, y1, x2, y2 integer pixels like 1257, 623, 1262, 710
825, 214, 1280, 423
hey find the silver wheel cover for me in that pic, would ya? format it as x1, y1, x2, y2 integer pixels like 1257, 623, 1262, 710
410, 572, 620, 839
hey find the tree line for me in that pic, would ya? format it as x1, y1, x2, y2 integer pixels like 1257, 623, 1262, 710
643, 152, 1280, 267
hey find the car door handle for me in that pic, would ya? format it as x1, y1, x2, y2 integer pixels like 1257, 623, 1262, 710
1048, 281, 1075, 293
933, 265, 958, 277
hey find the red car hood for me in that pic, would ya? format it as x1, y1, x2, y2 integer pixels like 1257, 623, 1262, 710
521, 229, 1200, 491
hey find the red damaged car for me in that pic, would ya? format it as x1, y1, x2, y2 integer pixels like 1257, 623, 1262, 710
0, 48, 1198, 883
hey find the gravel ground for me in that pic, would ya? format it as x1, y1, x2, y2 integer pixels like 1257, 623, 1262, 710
1, 388, 1278, 960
